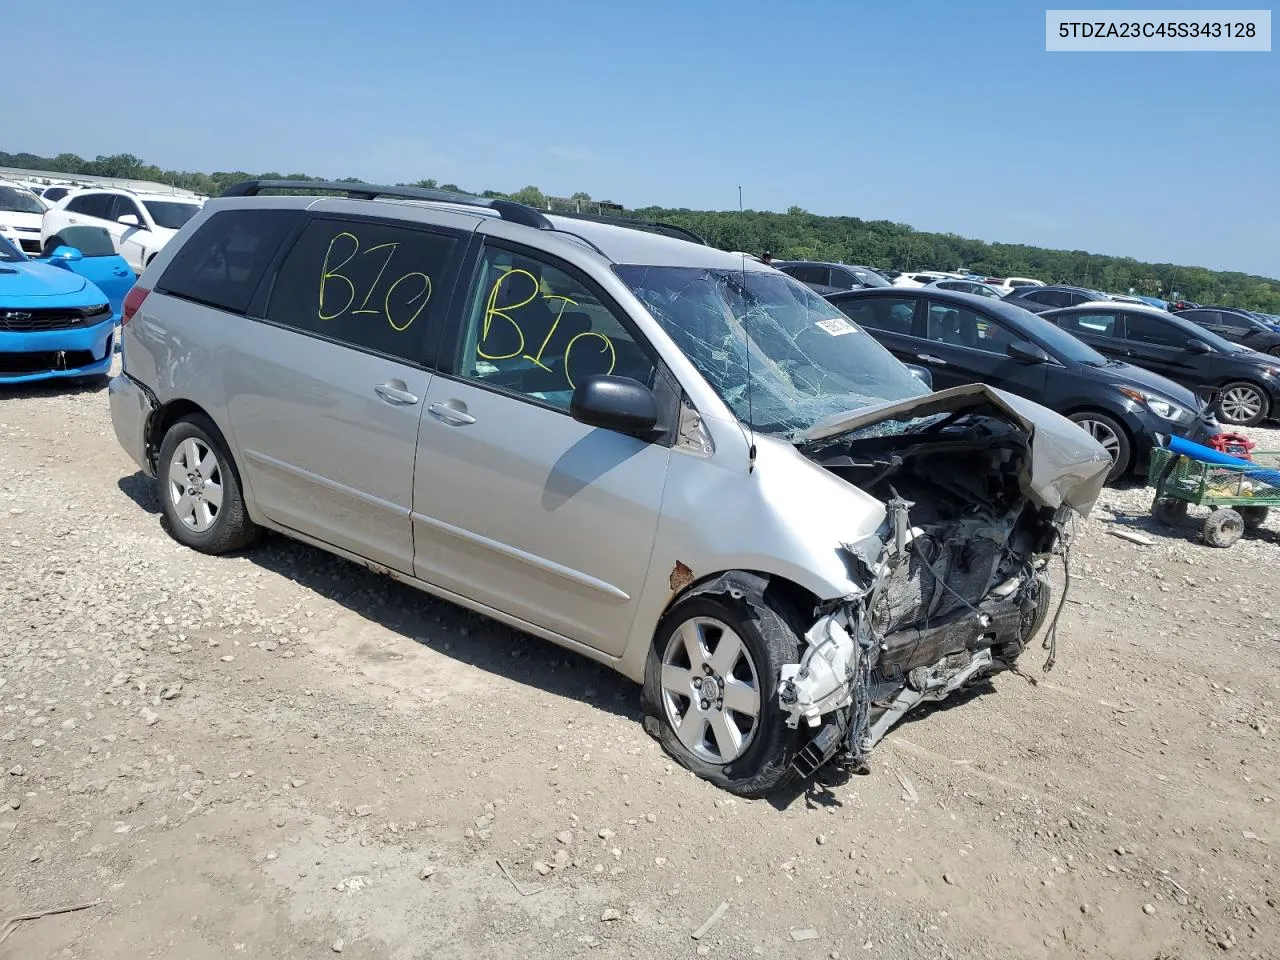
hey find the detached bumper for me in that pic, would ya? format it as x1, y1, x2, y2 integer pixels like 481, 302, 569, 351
108, 371, 158, 476
0, 318, 115, 384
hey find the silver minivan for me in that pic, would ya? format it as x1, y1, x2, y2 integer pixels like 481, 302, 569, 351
109, 181, 1110, 797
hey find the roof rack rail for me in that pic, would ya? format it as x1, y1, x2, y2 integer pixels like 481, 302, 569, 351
546, 210, 708, 246
218, 179, 555, 231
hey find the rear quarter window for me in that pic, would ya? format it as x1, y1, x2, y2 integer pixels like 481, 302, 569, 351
156, 208, 304, 315
264, 217, 459, 363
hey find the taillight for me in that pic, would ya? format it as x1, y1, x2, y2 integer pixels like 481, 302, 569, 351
122, 286, 149, 325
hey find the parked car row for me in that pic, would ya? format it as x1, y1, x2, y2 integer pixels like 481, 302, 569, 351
0, 227, 133, 384
824, 287, 1222, 479
0, 177, 204, 274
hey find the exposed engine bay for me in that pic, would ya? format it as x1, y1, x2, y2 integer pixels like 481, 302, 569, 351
777, 386, 1110, 782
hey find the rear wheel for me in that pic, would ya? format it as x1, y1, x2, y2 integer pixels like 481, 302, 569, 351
1068, 411, 1131, 482
156, 414, 258, 554
642, 577, 801, 798
1217, 382, 1268, 426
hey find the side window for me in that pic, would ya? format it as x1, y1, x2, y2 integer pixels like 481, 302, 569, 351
1123, 313, 1184, 347
926, 302, 1013, 353
1019, 289, 1048, 304
1058, 311, 1118, 337
835, 297, 917, 335
109, 195, 143, 224
158, 208, 304, 315
829, 267, 857, 290
791, 265, 828, 285
1218, 312, 1250, 332
455, 245, 657, 412
68, 193, 112, 219
266, 217, 457, 362
1179, 310, 1213, 329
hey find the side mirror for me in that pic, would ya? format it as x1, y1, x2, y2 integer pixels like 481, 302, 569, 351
49, 245, 83, 262
1006, 339, 1049, 363
1186, 338, 1211, 354
117, 214, 141, 227
570, 375, 659, 437
904, 363, 933, 389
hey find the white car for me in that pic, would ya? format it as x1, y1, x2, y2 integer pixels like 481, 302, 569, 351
42, 188, 203, 274
925, 278, 1006, 299
891, 270, 955, 288
0, 179, 50, 255
989, 276, 1046, 295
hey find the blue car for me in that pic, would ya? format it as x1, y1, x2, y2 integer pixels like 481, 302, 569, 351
1, 228, 128, 385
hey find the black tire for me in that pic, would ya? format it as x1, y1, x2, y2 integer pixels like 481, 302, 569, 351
1067, 410, 1132, 482
1203, 508, 1244, 548
1267, 346, 1280, 358
1216, 381, 1269, 427
641, 575, 802, 798
156, 414, 258, 554
1239, 505, 1269, 530
1152, 498, 1188, 526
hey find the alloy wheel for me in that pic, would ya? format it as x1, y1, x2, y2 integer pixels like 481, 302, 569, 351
167, 437, 224, 532
1074, 418, 1121, 462
660, 617, 761, 765
1220, 385, 1264, 424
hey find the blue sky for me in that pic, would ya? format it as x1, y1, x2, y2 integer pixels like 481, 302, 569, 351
9, 0, 1277, 277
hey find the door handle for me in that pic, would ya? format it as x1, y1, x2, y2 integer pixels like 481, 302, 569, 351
112, 268, 129, 277
917, 354, 948, 366
428, 401, 476, 426
374, 381, 419, 405
68, 218, 78, 224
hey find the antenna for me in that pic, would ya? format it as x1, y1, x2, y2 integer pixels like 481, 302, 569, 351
739, 185, 756, 473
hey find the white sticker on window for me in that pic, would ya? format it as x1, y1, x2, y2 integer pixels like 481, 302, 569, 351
815, 317, 858, 336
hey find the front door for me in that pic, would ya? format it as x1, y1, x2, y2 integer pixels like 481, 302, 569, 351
224, 213, 465, 574
412, 240, 670, 655
1120, 311, 1206, 386
914, 299, 1051, 397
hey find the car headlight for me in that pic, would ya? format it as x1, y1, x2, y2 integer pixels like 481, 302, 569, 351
1118, 386, 1190, 422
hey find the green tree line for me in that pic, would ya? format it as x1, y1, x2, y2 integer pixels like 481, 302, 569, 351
4, 149, 1275, 311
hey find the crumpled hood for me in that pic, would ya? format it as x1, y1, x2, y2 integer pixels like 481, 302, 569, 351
0, 259, 89, 302
801, 383, 1112, 515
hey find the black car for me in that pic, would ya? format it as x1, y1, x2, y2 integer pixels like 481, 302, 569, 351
1002, 284, 1112, 313
1171, 306, 1280, 356
777, 260, 892, 296
1041, 304, 1280, 427
825, 288, 1219, 481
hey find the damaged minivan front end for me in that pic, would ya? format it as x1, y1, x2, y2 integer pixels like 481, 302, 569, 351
776, 383, 1110, 781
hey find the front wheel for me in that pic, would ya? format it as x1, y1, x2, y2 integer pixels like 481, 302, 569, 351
1217, 382, 1268, 426
1068, 411, 1131, 482
642, 577, 802, 798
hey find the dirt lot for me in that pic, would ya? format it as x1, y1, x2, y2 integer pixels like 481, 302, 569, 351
1, 370, 1277, 960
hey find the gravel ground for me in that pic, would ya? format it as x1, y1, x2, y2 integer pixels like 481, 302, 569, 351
1, 372, 1277, 960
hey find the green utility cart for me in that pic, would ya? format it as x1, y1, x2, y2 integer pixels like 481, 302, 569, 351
1147, 446, 1280, 548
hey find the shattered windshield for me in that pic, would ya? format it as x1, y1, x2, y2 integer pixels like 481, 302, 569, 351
615, 265, 929, 436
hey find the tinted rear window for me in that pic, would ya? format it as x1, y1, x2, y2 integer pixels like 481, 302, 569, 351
157, 209, 303, 314
265, 217, 459, 363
